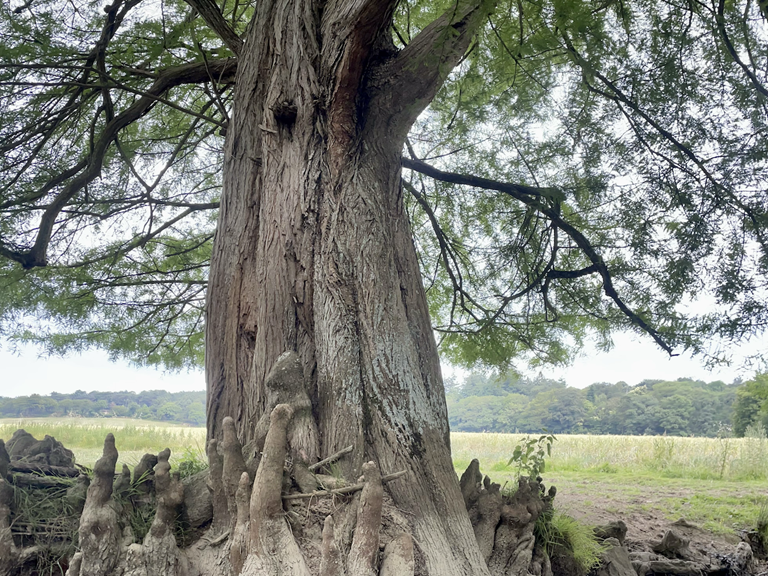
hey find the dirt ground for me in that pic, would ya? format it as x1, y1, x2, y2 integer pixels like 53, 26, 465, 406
547, 473, 767, 573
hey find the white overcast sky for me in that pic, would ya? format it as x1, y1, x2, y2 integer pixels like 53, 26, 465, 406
0, 330, 765, 398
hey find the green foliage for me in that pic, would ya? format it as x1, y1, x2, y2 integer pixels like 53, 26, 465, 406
535, 511, 605, 574
507, 433, 556, 478
0, 0, 766, 372
404, 0, 768, 369
757, 499, 768, 550
733, 374, 768, 437
175, 445, 208, 479
448, 371, 744, 436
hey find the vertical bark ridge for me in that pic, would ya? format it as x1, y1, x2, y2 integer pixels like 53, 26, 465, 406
207, 1, 495, 573
207, 0, 324, 442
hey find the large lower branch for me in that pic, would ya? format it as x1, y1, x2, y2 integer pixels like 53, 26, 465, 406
367, 0, 495, 139
402, 157, 676, 356
184, 0, 243, 55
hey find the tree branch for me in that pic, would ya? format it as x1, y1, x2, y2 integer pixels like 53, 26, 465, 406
0, 58, 236, 270
321, 0, 400, 166
402, 157, 676, 356
546, 264, 599, 279
184, 0, 243, 56
367, 0, 495, 140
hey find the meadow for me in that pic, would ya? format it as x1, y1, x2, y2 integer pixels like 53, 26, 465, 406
2, 418, 765, 537
0, 417, 207, 468
451, 432, 768, 536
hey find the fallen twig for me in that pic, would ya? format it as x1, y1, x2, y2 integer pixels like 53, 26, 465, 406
201, 530, 230, 546
308, 445, 353, 472
282, 470, 407, 501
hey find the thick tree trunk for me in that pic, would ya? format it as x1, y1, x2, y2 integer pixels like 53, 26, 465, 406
205, 1, 494, 574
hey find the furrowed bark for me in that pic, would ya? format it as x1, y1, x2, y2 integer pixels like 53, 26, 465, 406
206, 1, 497, 574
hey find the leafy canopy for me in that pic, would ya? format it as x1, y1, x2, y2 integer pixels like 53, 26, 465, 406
0, 0, 766, 370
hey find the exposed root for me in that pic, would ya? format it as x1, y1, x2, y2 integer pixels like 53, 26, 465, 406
115, 464, 132, 500
473, 477, 502, 563
222, 417, 248, 529
229, 472, 250, 575
206, 438, 229, 532
348, 461, 384, 576
143, 448, 187, 576
459, 459, 556, 576
243, 404, 310, 575
132, 453, 158, 497
74, 433, 122, 576
320, 516, 343, 576
380, 533, 415, 576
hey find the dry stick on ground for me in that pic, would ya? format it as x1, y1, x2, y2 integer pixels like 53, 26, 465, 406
281, 471, 408, 501
308, 445, 354, 473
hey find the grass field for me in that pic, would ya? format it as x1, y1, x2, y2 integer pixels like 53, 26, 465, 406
2, 419, 765, 536
0, 417, 207, 468
451, 432, 768, 481
453, 432, 768, 537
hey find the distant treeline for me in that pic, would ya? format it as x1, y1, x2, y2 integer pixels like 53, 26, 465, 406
446, 372, 768, 437
0, 390, 206, 426
3, 372, 767, 437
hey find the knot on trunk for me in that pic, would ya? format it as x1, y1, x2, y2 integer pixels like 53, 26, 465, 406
253, 351, 319, 465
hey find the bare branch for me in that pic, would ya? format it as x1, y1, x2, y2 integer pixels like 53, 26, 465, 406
184, 0, 243, 56
402, 157, 677, 356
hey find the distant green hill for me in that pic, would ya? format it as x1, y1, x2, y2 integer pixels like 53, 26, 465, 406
4, 372, 765, 437
0, 390, 206, 426
445, 372, 759, 437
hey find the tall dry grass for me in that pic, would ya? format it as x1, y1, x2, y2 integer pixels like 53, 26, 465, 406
3, 418, 766, 481
450, 431, 768, 481
0, 418, 206, 467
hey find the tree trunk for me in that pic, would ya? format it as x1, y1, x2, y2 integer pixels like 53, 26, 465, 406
205, 1, 494, 574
